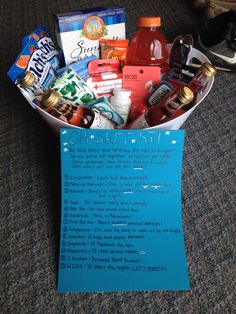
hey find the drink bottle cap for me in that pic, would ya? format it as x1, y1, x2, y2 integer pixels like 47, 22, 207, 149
201, 62, 217, 77
42, 89, 60, 108
138, 16, 161, 28
177, 87, 194, 105
19, 71, 36, 88
113, 88, 131, 97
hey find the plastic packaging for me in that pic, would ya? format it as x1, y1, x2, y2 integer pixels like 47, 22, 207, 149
126, 16, 169, 72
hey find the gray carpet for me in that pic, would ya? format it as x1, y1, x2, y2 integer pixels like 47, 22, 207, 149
1, 0, 235, 312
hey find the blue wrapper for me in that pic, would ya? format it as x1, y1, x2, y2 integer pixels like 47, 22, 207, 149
7, 38, 57, 107
56, 55, 97, 79
22, 25, 60, 70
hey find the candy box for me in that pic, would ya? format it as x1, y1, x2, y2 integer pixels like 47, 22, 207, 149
54, 7, 126, 65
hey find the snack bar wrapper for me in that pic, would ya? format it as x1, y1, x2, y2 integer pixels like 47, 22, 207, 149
22, 25, 60, 70
7, 38, 57, 107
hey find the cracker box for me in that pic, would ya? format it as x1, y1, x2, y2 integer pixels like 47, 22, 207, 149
54, 7, 126, 65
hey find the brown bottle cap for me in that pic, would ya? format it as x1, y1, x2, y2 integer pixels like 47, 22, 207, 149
19, 71, 36, 88
201, 62, 217, 77
42, 89, 60, 108
177, 87, 194, 105
138, 16, 161, 28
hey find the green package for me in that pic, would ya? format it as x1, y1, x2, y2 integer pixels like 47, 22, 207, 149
49, 68, 97, 106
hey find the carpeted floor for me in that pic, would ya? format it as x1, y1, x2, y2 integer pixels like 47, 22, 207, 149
1, 0, 235, 313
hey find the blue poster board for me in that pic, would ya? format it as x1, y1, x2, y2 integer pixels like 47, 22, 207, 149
58, 129, 189, 292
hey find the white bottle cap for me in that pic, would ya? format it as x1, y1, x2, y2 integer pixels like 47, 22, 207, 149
113, 88, 132, 97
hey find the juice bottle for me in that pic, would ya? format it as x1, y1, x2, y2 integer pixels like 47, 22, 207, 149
126, 16, 169, 73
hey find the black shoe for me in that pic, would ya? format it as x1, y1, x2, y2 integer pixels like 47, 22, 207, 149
194, 10, 236, 71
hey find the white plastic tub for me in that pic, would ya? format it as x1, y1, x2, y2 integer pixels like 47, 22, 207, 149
32, 46, 214, 134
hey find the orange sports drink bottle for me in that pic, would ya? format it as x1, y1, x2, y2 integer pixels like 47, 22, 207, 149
127, 16, 169, 73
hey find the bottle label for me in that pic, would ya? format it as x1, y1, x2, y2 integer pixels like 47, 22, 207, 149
90, 110, 114, 129
147, 81, 174, 106
128, 114, 150, 129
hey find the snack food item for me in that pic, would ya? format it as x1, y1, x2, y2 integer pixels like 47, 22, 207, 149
54, 7, 126, 65
49, 68, 97, 106
7, 38, 57, 107
22, 25, 60, 70
100, 39, 129, 68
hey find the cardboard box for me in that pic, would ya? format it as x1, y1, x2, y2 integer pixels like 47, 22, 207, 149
54, 7, 126, 65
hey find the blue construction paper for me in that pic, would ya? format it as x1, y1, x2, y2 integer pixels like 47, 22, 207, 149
58, 129, 189, 292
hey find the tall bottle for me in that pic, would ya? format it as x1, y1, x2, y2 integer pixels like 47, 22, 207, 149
126, 16, 169, 73
128, 87, 194, 129
42, 89, 74, 124
188, 62, 217, 93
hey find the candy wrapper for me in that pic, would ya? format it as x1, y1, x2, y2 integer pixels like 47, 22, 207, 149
100, 39, 129, 68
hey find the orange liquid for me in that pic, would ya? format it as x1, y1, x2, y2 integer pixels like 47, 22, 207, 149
127, 27, 169, 73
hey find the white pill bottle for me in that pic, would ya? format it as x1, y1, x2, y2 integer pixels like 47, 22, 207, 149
110, 88, 132, 126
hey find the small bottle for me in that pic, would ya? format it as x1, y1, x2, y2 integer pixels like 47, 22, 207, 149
128, 87, 194, 129
110, 88, 132, 126
18, 71, 45, 106
188, 62, 217, 93
70, 107, 115, 129
42, 89, 74, 124
19, 71, 45, 96
127, 16, 169, 73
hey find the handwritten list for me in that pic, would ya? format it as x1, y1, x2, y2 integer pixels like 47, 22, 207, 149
58, 129, 189, 292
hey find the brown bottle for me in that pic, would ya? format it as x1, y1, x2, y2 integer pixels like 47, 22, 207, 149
188, 62, 217, 93
70, 106, 115, 129
42, 89, 74, 123
128, 87, 194, 129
